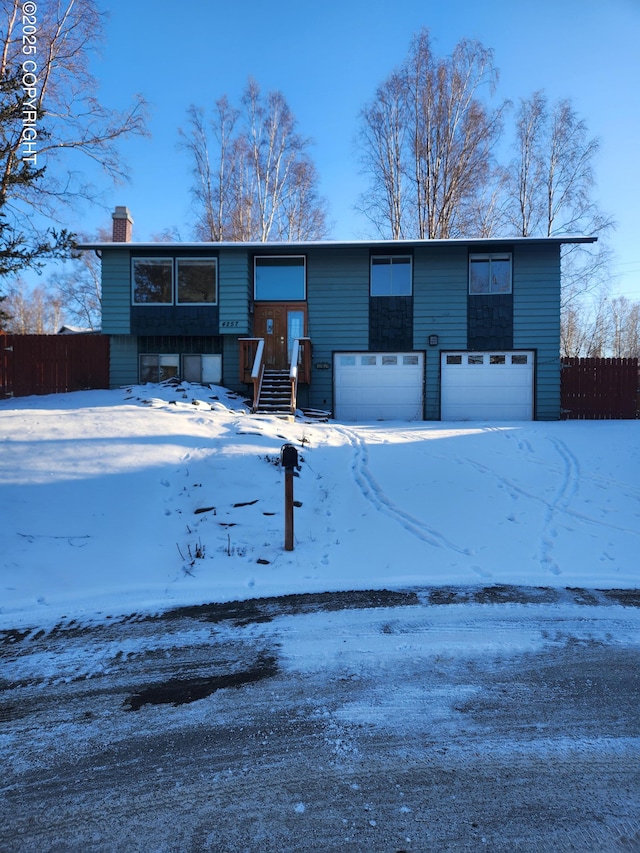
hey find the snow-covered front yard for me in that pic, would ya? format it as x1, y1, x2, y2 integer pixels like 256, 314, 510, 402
1, 383, 638, 629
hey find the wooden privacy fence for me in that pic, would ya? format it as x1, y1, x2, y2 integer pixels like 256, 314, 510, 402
561, 357, 639, 419
0, 333, 110, 399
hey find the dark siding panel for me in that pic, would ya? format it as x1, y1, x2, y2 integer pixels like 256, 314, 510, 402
369, 296, 413, 351
138, 336, 222, 354
467, 294, 514, 350
222, 334, 245, 394
131, 306, 220, 336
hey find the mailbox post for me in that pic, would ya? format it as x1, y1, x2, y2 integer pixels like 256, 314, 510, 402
280, 444, 299, 551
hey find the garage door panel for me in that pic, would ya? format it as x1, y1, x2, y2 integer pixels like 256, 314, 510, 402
441, 351, 534, 421
334, 352, 424, 421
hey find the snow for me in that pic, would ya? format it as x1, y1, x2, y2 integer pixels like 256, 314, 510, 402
1, 382, 638, 630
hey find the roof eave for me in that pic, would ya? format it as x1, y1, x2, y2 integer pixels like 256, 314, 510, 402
77, 235, 598, 251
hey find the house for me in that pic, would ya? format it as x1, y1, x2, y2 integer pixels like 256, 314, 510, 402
80, 206, 596, 421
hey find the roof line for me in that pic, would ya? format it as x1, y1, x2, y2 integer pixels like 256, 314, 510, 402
78, 235, 597, 250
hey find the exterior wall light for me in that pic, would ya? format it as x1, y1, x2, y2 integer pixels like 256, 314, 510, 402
428, 335, 439, 346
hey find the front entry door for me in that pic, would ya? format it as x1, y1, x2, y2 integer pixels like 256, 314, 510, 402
254, 303, 306, 369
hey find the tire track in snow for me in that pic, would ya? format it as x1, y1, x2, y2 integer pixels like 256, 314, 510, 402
461, 454, 638, 537
337, 427, 472, 556
538, 436, 581, 575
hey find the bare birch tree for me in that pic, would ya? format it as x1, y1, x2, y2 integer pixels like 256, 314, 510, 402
505, 92, 613, 308
358, 29, 506, 239
0, 0, 149, 277
560, 286, 640, 358
45, 229, 107, 329
1, 277, 61, 332
603, 295, 640, 358
1, 0, 148, 210
358, 72, 408, 238
505, 91, 547, 237
182, 79, 327, 242
180, 100, 240, 241
507, 94, 605, 237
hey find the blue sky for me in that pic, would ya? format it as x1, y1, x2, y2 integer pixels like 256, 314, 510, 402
73, 0, 640, 298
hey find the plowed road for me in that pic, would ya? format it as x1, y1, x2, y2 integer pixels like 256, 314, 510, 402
2, 587, 640, 852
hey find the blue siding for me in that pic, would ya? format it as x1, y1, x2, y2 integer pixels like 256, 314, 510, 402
219, 250, 251, 335
413, 246, 468, 420
513, 244, 561, 420
306, 247, 370, 412
101, 250, 131, 334
109, 335, 138, 387
95, 240, 564, 420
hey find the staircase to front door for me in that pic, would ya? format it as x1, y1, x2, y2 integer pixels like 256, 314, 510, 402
255, 370, 293, 416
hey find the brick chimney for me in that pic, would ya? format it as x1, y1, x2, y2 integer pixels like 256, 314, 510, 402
112, 206, 133, 242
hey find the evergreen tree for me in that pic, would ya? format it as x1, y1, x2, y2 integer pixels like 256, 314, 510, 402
0, 69, 74, 284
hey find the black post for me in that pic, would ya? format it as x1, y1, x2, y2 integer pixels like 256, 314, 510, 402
280, 444, 299, 552
284, 467, 294, 551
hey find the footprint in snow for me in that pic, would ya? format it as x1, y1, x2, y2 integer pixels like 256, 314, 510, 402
472, 564, 492, 579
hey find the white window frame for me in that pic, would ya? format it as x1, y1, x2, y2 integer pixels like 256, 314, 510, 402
132, 257, 218, 305
254, 255, 306, 301
132, 258, 173, 305
370, 255, 413, 296
139, 353, 180, 383
176, 258, 218, 306
469, 253, 512, 295
182, 353, 222, 384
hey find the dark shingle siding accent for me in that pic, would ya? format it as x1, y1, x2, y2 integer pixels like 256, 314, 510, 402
137, 335, 222, 355
467, 294, 514, 350
369, 296, 413, 351
131, 306, 220, 336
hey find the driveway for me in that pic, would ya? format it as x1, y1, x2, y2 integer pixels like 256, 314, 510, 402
2, 587, 640, 852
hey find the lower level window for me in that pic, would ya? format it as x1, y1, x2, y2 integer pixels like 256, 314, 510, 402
140, 354, 179, 383
182, 354, 222, 384
139, 353, 222, 385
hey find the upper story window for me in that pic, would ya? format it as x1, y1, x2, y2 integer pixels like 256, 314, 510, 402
132, 257, 217, 305
254, 256, 306, 301
176, 259, 217, 304
132, 259, 173, 304
370, 256, 412, 296
469, 253, 512, 295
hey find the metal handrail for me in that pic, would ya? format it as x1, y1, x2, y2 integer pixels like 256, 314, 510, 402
289, 339, 301, 413
251, 339, 265, 412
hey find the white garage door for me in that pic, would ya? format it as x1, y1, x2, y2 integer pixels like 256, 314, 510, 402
441, 351, 534, 421
334, 352, 424, 421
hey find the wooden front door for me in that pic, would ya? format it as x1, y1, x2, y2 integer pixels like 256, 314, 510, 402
253, 303, 306, 369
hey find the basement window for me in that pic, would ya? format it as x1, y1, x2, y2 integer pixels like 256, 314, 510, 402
139, 354, 179, 383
